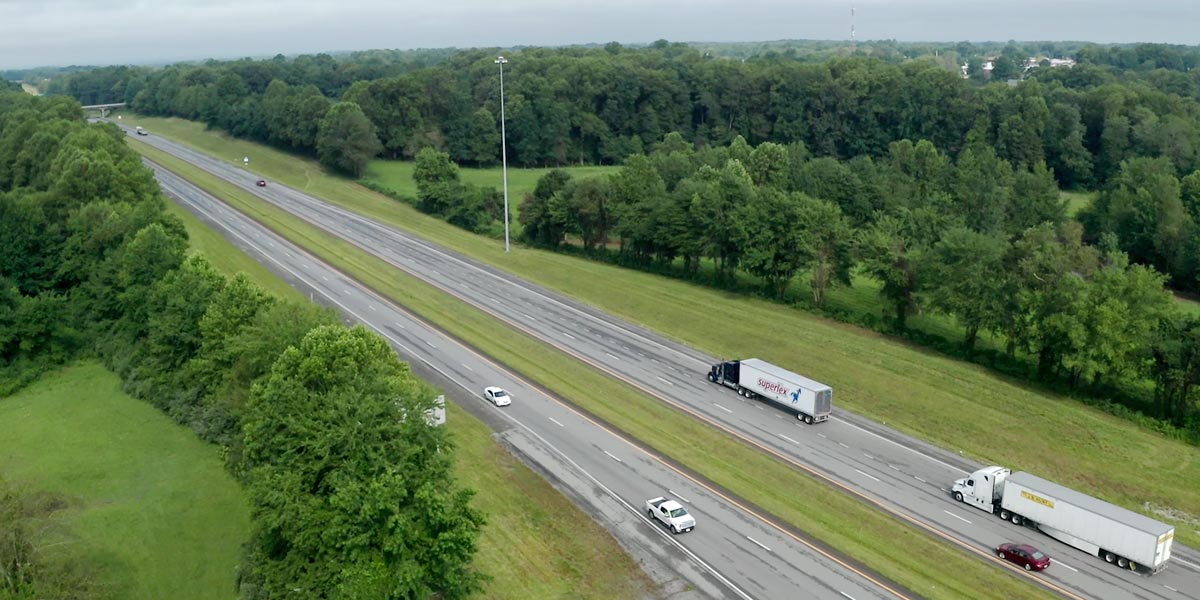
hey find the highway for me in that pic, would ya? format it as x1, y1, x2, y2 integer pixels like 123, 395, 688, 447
129, 126, 1200, 600
148, 161, 910, 600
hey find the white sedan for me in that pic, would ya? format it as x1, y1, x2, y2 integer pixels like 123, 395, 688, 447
483, 386, 512, 407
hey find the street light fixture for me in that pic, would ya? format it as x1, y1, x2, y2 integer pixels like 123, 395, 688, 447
495, 55, 511, 253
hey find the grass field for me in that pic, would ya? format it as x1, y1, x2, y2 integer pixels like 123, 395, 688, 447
361, 157, 619, 231
157, 155, 658, 599
1061, 189, 1096, 217
0, 362, 249, 600
134, 128, 1056, 600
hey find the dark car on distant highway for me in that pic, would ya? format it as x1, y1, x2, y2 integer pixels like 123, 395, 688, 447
996, 543, 1051, 571
256, 180, 267, 187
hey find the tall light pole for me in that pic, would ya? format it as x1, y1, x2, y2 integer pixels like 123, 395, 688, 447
495, 55, 511, 253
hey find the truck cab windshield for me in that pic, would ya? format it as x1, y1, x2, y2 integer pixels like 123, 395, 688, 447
669, 508, 688, 518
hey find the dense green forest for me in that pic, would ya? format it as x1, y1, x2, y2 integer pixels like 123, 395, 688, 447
467, 133, 1198, 440
0, 91, 483, 599
50, 41, 1200, 290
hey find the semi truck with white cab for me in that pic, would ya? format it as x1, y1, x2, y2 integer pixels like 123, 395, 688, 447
645, 496, 696, 534
952, 466, 1174, 573
708, 358, 832, 424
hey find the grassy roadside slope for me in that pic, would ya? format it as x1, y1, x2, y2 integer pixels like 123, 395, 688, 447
0, 362, 248, 600
135, 132, 1056, 600
126, 114, 1200, 550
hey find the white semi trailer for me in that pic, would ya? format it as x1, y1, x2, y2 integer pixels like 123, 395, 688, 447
707, 358, 832, 424
952, 466, 1174, 573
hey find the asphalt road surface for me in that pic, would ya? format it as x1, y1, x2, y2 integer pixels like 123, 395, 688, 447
149, 161, 911, 600
128, 125, 1200, 600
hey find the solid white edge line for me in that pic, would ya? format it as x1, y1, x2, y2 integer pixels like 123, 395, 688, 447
160, 175, 758, 600
1172, 557, 1200, 570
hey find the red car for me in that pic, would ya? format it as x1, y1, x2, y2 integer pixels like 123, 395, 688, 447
255, 180, 267, 187
996, 543, 1051, 571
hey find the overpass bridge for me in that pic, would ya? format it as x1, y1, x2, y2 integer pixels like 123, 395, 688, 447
81, 102, 126, 118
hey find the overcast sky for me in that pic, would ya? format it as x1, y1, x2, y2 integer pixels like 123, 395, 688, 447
2, 0, 1197, 70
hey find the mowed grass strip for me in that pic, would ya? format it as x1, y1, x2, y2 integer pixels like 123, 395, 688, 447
361, 158, 620, 230
1060, 190, 1096, 218
135, 141, 1055, 600
149, 146, 659, 600
0, 362, 249, 600
128, 114, 1200, 548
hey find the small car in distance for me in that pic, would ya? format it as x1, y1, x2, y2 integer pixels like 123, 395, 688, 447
996, 542, 1050, 571
256, 180, 267, 187
483, 386, 512, 407
135, 126, 148, 136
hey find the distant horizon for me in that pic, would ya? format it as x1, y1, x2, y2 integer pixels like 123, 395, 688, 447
3, 36, 1193, 73
4, 0, 1198, 72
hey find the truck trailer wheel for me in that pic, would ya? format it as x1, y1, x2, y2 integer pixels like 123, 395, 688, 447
999, 509, 1011, 521
1010, 514, 1022, 525
804, 415, 814, 424
954, 492, 964, 503
1117, 557, 1129, 569
1103, 551, 1116, 563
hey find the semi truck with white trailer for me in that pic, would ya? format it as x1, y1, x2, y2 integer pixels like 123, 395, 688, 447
707, 358, 832, 424
952, 466, 1174, 573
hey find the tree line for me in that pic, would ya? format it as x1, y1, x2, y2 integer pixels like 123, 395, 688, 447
50, 41, 1200, 289
407, 131, 1200, 439
0, 91, 483, 598
51, 42, 1200, 185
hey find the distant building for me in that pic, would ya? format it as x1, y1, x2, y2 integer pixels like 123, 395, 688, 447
1023, 56, 1076, 72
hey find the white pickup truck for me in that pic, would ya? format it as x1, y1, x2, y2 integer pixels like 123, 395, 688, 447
645, 496, 696, 534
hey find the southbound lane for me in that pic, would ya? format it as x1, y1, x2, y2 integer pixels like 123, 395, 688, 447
150, 161, 908, 600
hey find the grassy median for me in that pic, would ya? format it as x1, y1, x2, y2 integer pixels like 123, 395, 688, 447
134, 138, 1057, 600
